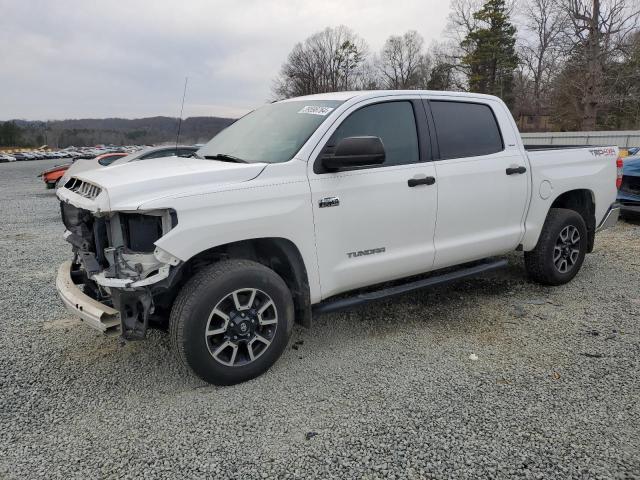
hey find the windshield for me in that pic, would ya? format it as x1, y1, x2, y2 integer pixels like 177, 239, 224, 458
197, 100, 343, 164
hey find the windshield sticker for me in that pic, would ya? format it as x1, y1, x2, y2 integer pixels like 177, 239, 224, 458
298, 105, 334, 116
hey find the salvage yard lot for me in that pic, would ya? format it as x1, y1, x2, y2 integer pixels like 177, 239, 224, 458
1, 159, 639, 479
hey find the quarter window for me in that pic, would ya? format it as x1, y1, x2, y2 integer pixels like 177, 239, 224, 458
430, 101, 503, 159
325, 101, 420, 168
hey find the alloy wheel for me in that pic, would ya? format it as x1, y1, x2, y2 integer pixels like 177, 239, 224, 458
205, 288, 278, 367
553, 225, 581, 273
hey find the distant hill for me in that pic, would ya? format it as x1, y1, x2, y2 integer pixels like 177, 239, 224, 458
3, 116, 236, 148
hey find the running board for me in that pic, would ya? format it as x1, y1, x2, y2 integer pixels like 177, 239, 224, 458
312, 258, 508, 315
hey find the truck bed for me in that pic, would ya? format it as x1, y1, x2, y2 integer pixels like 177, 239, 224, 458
520, 144, 619, 250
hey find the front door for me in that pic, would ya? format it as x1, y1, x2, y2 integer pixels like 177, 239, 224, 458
308, 99, 438, 300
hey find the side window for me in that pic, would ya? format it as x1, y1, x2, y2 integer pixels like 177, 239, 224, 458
323, 101, 420, 168
430, 101, 503, 159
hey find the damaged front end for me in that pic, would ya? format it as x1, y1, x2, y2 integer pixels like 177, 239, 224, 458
58, 198, 182, 340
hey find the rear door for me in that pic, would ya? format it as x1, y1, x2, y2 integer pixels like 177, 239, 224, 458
425, 98, 530, 268
308, 98, 438, 299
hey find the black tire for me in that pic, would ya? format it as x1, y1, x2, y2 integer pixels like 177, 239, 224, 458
524, 208, 588, 286
46, 181, 55, 189
169, 259, 294, 385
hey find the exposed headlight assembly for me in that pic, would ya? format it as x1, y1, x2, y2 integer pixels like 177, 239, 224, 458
119, 210, 177, 253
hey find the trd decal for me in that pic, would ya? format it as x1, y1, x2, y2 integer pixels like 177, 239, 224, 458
588, 147, 616, 156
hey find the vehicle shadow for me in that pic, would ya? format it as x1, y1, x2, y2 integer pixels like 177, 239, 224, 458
54, 254, 538, 390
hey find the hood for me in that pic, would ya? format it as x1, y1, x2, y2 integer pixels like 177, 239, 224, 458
60, 156, 267, 212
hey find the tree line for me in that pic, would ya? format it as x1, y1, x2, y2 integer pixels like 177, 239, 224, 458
0, 117, 235, 148
272, 0, 640, 132
0, 122, 24, 147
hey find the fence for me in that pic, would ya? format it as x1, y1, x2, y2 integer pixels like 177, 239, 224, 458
521, 131, 640, 148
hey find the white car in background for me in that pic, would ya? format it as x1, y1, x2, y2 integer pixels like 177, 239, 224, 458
58, 145, 199, 187
0, 154, 16, 162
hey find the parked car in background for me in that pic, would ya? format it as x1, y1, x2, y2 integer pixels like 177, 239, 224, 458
58, 145, 198, 186
0, 154, 16, 162
58, 152, 127, 187
39, 163, 74, 189
618, 154, 640, 219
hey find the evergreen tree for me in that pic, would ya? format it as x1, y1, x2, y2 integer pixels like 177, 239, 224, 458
461, 0, 518, 105
427, 62, 454, 91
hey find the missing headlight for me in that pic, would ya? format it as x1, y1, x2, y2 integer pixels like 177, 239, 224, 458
120, 213, 163, 252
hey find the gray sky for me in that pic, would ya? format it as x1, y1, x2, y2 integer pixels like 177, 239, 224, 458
0, 0, 450, 120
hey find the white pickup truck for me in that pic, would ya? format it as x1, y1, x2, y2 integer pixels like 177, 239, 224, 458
56, 90, 621, 385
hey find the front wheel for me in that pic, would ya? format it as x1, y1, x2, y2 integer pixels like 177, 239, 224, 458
524, 208, 588, 285
170, 259, 294, 385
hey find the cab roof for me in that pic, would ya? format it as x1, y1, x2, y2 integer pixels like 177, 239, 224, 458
279, 90, 501, 103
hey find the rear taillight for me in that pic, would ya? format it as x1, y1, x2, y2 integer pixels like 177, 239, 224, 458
616, 157, 623, 189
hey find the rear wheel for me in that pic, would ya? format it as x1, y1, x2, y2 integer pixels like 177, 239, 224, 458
170, 259, 294, 385
524, 208, 588, 285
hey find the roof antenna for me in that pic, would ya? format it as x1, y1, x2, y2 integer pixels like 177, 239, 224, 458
175, 76, 189, 153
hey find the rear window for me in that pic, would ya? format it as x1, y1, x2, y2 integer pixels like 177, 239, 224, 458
431, 101, 503, 159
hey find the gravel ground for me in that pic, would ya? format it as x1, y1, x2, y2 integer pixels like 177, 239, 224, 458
1, 159, 639, 479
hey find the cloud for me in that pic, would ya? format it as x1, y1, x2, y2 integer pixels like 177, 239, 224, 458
0, 0, 450, 120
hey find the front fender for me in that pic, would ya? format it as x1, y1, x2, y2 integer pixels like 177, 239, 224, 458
142, 162, 322, 303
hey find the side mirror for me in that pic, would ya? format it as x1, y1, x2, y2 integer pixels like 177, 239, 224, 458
322, 136, 385, 171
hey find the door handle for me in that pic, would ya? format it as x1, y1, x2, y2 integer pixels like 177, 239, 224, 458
506, 166, 527, 175
408, 176, 436, 187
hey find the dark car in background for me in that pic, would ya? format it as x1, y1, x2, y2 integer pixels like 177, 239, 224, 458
618, 154, 640, 219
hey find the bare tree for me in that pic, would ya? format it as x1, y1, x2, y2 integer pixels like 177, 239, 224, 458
559, 0, 640, 129
272, 26, 369, 99
518, 0, 569, 111
426, 41, 468, 90
376, 31, 432, 89
446, 0, 485, 46
440, 0, 484, 85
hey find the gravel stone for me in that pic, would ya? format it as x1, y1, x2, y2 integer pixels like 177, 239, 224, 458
0, 159, 639, 479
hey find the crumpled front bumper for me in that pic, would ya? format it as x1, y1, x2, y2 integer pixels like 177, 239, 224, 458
56, 260, 121, 335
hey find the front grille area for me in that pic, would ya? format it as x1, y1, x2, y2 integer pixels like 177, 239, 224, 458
620, 175, 640, 195
64, 177, 102, 199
